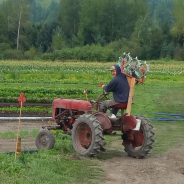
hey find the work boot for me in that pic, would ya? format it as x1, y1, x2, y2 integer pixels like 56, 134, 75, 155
109, 114, 117, 119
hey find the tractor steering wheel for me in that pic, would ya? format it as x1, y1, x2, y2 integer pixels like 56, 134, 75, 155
90, 92, 109, 111
96, 92, 109, 103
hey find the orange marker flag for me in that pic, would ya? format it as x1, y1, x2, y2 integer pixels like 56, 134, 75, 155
18, 92, 26, 107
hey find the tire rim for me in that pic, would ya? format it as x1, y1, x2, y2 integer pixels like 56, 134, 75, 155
40, 134, 50, 147
75, 122, 92, 151
124, 128, 145, 150
131, 129, 144, 149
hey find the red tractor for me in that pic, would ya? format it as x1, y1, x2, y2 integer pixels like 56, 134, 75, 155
35, 77, 154, 158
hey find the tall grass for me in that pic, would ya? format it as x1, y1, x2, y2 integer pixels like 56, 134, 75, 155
0, 132, 103, 184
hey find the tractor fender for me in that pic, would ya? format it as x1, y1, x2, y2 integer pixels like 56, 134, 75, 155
93, 112, 112, 130
121, 114, 137, 132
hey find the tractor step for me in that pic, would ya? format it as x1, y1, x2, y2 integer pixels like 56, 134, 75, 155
132, 119, 141, 131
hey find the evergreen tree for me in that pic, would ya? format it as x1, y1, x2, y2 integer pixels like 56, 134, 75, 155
0, 0, 31, 50
59, 0, 80, 47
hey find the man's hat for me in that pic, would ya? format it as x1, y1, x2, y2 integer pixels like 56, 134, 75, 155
108, 65, 115, 71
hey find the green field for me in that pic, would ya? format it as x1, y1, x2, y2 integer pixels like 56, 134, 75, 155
0, 60, 184, 184
0, 60, 183, 115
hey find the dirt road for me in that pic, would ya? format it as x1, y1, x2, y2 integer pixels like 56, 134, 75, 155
0, 120, 52, 152
0, 120, 184, 184
102, 148, 184, 184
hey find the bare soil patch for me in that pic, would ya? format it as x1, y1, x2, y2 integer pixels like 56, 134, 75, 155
0, 120, 50, 132
0, 138, 36, 153
101, 148, 184, 184
0, 120, 55, 153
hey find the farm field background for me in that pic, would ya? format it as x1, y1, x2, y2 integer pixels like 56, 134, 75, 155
0, 60, 184, 184
0, 60, 183, 116
0, 59, 184, 154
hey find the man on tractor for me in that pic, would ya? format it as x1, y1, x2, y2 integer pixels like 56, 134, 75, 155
36, 53, 154, 158
100, 64, 130, 118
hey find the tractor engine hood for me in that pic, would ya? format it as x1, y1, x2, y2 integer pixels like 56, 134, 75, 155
52, 98, 92, 112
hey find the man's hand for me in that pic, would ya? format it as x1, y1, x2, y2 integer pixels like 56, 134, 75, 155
98, 82, 105, 88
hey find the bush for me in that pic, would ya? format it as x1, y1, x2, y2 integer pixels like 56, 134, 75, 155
172, 45, 184, 60
41, 52, 56, 61
0, 43, 11, 51
1, 49, 24, 60
41, 44, 117, 61
160, 42, 174, 59
24, 47, 40, 60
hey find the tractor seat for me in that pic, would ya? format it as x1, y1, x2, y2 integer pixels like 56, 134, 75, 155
111, 103, 127, 110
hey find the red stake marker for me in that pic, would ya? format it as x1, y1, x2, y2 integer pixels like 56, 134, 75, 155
15, 93, 26, 159
18, 92, 26, 107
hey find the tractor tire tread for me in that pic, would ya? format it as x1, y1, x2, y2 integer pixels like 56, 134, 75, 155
72, 114, 104, 156
124, 116, 154, 159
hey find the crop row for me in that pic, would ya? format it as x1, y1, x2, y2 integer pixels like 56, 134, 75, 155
0, 87, 99, 103
0, 60, 184, 73
0, 72, 110, 85
0, 60, 183, 105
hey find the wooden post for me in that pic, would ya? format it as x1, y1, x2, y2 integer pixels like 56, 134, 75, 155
15, 93, 26, 159
15, 137, 21, 156
126, 77, 136, 116
15, 101, 22, 159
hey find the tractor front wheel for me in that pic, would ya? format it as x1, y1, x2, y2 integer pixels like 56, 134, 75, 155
123, 117, 154, 158
35, 129, 55, 150
72, 114, 104, 156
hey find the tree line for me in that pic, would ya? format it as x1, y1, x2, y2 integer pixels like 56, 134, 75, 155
0, 0, 184, 61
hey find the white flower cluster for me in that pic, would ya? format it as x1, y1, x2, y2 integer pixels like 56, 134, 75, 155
117, 52, 149, 79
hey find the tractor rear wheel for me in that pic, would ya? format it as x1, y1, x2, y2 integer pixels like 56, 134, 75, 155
35, 129, 55, 150
72, 114, 104, 156
123, 117, 154, 158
